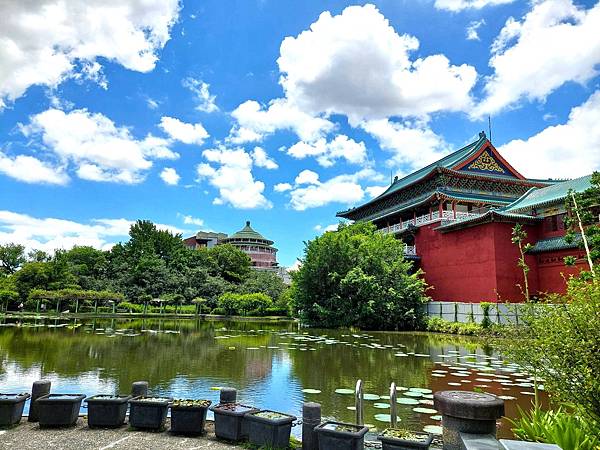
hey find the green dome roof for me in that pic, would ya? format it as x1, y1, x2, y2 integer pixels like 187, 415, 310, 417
224, 221, 273, 245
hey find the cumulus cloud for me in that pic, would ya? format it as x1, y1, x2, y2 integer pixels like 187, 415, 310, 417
229, 99, 334, 144
466, 19, 486, 40
178, 214, 204, 227
182, 78, 219, 113
160, 167, 180, 185
366, 185, 388, 198
286, 135, 367, 167
477, 0, 600, 116
0, 210, 182, 254
251, 147, 279, 169
0, 0, 180, 109
314, 223, 339, 233
434, 0, 515, 12
274, 183, 293, 192
18, 108, 177, 184
0, 151, 69, 185
498, 90, 600, 179
159, 116, 209, 145
277, 4, 477, 124
196, 146, 272, 209
361, 119, 450, 173
287, 168, 382, 211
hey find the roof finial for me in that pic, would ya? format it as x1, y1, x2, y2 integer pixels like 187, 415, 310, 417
488, 115, 492, 143
246, 220, 251, 227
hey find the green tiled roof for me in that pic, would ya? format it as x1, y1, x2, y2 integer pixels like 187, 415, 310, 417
224, 221, 273, 244
528, 235, 581, 254
505, 175, 593, 213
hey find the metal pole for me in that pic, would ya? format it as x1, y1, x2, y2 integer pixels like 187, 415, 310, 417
390, 382, 398, 428
355, 379, 364, 426
571, 192, 595, 276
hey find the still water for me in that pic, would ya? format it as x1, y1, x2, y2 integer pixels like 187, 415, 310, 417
0, 317, 544, 437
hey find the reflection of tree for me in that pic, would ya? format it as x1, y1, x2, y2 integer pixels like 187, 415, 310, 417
0, 319, 293, 393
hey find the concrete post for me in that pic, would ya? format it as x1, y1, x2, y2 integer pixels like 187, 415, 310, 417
302, 402, 321, 450
28, 380, 51, 422
131, 381, 149, 397
434, 390, 505, 450
220, 387, 237, 404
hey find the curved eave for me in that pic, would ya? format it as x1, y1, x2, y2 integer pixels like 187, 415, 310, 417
437, 210, 541, 233
337, 167, 549, 219
222, 238, 275, 247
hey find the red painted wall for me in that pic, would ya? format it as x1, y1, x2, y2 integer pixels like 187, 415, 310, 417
415, 222, 538, 302
535, 249, 588, 295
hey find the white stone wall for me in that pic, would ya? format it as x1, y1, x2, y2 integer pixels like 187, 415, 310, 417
424, 301, 525, 325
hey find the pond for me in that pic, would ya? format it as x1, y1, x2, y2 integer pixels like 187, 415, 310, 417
0, 317, 544, 438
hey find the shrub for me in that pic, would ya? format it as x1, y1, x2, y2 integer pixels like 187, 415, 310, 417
216, 292, 273, 316
480, 302, 492, 328
118, 301, 144, 313
500, 278, 600, 424
425, 317, 483, 335
27, 289, 124, 310
293, 222, 428, 330
509, 403, 599, 449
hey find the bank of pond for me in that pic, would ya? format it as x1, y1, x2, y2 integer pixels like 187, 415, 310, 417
0, 317, 546, 441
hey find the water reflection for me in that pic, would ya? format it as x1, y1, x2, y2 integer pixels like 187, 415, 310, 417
0, 318, 544, 437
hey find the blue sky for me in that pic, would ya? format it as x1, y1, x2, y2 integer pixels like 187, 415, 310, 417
1, 0, 599, 267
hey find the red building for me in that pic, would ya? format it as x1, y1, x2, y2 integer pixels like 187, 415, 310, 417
338, 132, 592, 303
184, 221, 279, 269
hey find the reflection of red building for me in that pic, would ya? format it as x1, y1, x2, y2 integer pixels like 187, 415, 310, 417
338, 132, 593, 302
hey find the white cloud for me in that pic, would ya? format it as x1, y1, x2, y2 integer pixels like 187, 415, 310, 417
0, 151, 69, 185
274, 183, 292, 192
477, 0, 600, 116
287, 135, 367, 167
0, 0, 180, 108
499, 90, 600, 179
178, 214, 204, 227
434, 0, 515, 12
314, 223, 339, 233
182, 78, 219, 113
288, 168, 381, 211
146, 98, 159, 109
160, 167, 180, 185
251, 147, 279, 169
366, 185, 388, 198
196, 146, 272, 209
361, 119, 450, 172
229, 98, 334, 144
277, 4, 477, 124
159, 116, 209, 145
19, 108, 178, 184
0, 211, 182, 254
466, 19, 486, 41
294, 170, 321, 186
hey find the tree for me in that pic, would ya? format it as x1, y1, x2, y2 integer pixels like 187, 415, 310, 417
0, 243, 26, 275
511, 224, 533, 301
238, 270, 286, 301
292, 222, 428, 330
565, 172, 600, 277
204, 244, 251, 283
58, 246, 109, 291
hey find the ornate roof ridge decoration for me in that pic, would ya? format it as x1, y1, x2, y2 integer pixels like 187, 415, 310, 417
452, 139, 527, 180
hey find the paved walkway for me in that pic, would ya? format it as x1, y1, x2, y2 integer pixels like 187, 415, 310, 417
0, 419, 243, 450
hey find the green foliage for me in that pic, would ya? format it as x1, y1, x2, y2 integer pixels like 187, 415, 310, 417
203, 244, 251, 283
564, 171, 600, 275
425, 317, 483, 335
238, 270, 286, 301
511, 224, 533, 301
500, 278, 600, 424
509, 404, 600, 450
217, 292, 273, 316
480, 302, 492, 328
0, 290, 19, 309
292, 222, 428, 330
0, 243, 26, 275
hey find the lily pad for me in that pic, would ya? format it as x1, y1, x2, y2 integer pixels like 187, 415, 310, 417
413, 407, 438, 414
430, 415, 442, 421
423, 424, 443, 435
335, 388, 355, 395
373, 403, 390, 409
302, 389, 321, 394
363, 393, 381, 401
397, 398, 419, 405
404, 391, 423, 398
374, 413, 400, 422
409, 388, 432, 394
